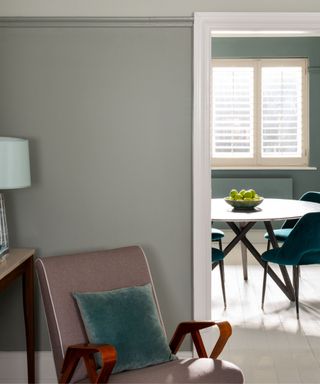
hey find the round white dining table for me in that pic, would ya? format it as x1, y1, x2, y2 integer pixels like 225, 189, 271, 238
211, 198, 320, 301
212, 198, 320, 223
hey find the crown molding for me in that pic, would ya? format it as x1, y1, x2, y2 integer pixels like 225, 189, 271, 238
0, 16, 193, 28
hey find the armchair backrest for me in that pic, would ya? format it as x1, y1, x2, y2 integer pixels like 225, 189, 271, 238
278, 212, 320, 265
35, 246, 164, 381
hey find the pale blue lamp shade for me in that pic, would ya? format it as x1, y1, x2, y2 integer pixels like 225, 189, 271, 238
0, 137, 31, 259
0, 137, 31, 189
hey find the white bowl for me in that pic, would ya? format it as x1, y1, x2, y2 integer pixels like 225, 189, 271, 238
224, 197, 264, 210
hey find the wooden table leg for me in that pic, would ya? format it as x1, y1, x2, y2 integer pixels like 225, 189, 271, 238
22, 257, 35, 383
227, 221, 295, 301
240, 222, 248, 281
224, 221, 255, 256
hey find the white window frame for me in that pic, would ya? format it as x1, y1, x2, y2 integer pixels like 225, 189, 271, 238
193, 13, 320, 322
211, 58, 309, 167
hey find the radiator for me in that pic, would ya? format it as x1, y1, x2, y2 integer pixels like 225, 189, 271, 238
212, 178, 293, 199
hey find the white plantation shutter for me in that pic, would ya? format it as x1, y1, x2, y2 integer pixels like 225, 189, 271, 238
212, 67, 254, 158
261, 66, 302, 158
211, 59, 308, 167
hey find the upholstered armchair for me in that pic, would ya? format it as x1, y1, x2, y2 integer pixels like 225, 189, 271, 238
36, 246, 243, 383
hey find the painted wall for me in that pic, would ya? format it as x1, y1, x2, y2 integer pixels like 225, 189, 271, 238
2, 0, 320, 16
1, 5, 320, 354
0, 24, 192, 350
212, 37, 320, 200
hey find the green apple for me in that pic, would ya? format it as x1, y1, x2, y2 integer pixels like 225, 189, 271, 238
227, 188, 262, 202
229, 189, 238, 199
248, 189, 256, 198
243, 191, 253, 199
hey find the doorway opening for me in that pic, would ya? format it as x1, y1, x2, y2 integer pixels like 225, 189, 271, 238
193, 12, 320, 321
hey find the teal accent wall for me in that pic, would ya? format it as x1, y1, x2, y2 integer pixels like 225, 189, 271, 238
211, 37, 320, 199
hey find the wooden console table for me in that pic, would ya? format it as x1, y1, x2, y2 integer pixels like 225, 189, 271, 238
0, 248, 35, 383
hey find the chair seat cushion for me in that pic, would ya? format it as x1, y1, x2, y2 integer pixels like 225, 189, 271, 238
211, 228, 225, 241
73, 284, 175, 374
212, 248, 224, 262
262, 247, 320, 266
76, 358, 244, 383
261, 247, 297, 265
264, 228, 292, 242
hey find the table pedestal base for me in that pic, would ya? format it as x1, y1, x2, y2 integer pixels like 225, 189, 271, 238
225, 221, 295, 302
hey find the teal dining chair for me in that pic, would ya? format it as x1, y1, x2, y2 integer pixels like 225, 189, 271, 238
212, 227, 225, 250
212, 247, 227, 309
261, 212, 320, 319
264, 191, 320, 250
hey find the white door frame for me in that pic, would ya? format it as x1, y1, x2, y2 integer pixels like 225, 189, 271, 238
193, 12, 320, 321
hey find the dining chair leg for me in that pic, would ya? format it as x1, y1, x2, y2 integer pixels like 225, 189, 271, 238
218, 239, 222, 250
267, 240, 271, 251
261, 262, 268, 310
211, 261, 218, 271
219, 260, 227, 309
293, 265, 300, 319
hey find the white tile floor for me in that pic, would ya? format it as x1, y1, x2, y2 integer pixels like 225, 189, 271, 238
211, 244, 320, 384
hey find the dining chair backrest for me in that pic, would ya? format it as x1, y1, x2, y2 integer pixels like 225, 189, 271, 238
282, 191, 320, 229
300, 191, 320, 203
277, 212, 320, 265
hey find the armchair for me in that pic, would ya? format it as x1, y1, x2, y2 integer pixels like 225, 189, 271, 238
36, 246, 243, 383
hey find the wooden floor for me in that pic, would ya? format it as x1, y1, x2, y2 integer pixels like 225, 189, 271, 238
211, 245, 320, 384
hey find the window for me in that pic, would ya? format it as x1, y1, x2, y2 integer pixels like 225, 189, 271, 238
211, 58, 309, 167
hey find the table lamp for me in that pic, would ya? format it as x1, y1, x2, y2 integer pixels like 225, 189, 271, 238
0, 137, 31, 261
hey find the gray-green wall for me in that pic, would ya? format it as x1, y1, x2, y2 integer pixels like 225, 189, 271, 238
212, 37, 320, 198
2, 25, 320, 354
0, 24, 192, 350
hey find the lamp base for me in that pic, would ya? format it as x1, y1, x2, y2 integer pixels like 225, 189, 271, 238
0, 193, 9, 262
0, 246, 8, 262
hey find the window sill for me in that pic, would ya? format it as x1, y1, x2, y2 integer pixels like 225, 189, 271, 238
212, 166, 317, 171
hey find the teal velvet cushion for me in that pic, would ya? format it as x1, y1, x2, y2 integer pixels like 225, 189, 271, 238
211, 228, 225, 241
211, 247, 225, 262
73, 284, 175, 374
264, 228, 292, 241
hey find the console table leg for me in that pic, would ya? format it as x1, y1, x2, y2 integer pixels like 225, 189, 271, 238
23, 257, 35, 383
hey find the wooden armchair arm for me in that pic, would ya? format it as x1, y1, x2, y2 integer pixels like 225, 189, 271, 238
59, 343, 117, 384
169, 321, 232, 359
